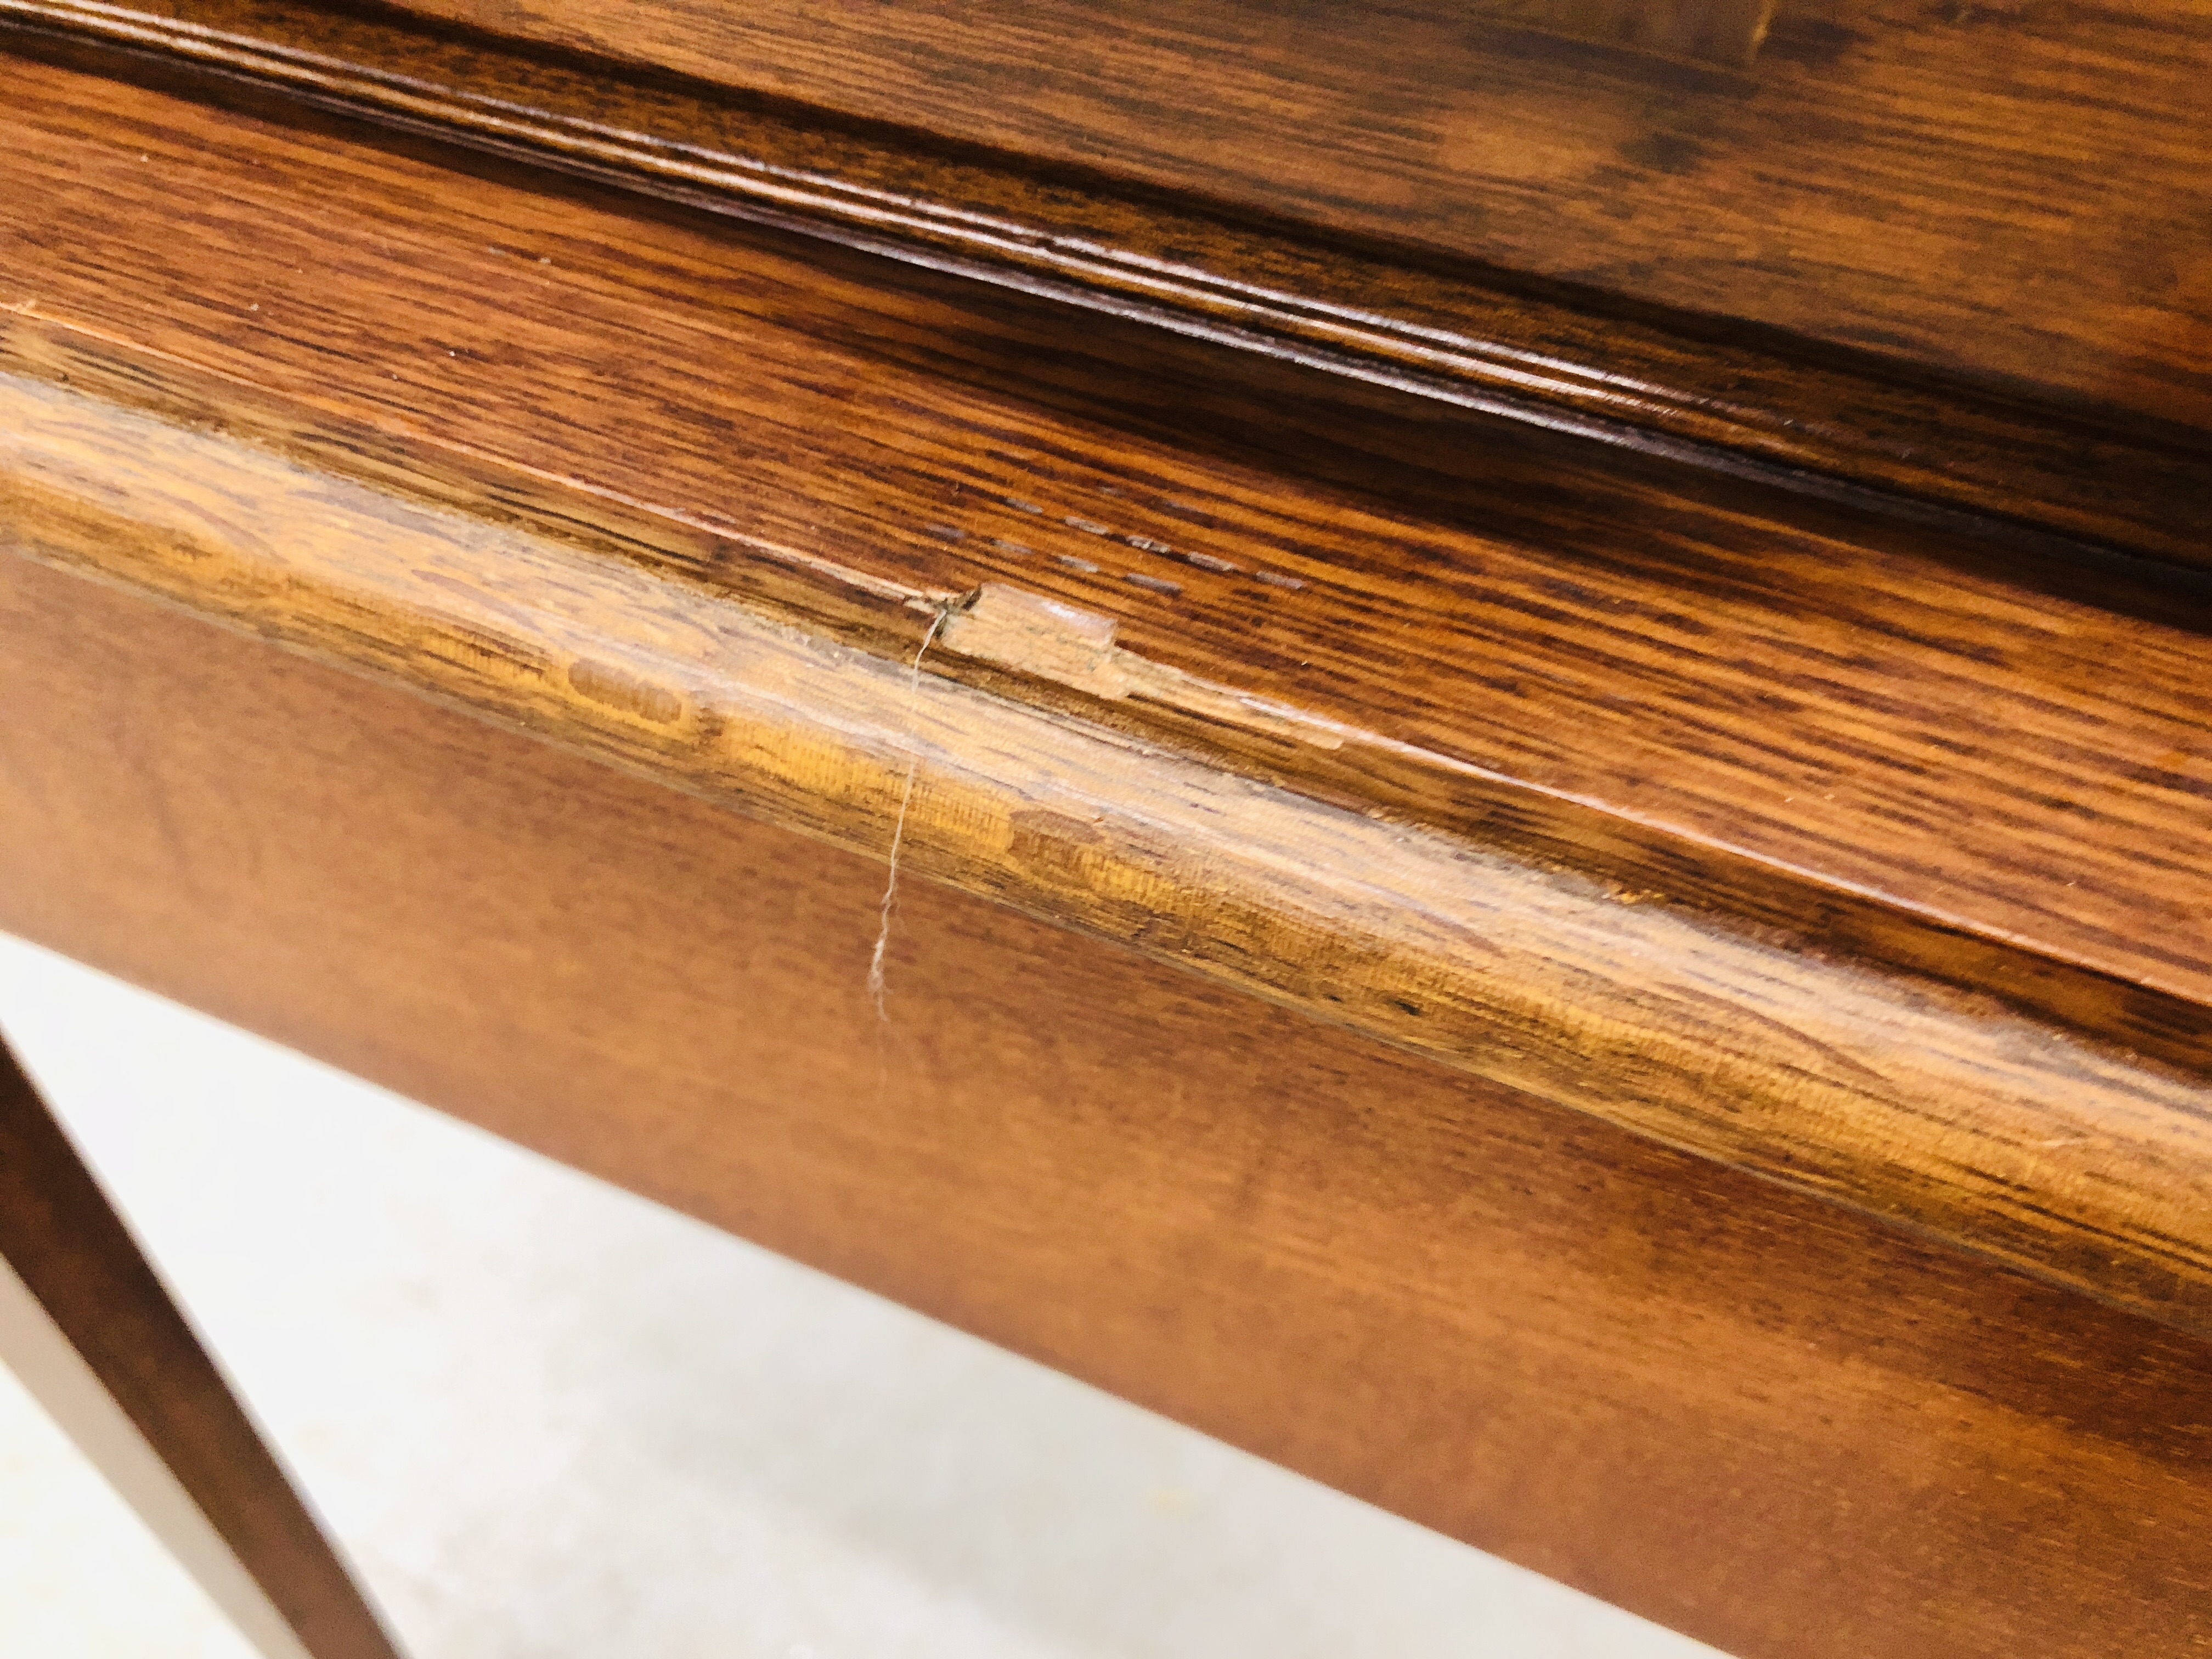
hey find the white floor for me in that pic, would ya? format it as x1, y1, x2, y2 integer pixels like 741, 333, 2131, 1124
0, 933, 1721, 1659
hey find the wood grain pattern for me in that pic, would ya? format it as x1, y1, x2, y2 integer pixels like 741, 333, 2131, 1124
348, 0, 2212, 431
2, 54, 2207, 1077
14, 10, 2212, 1647
5, 550, 2211, 1659
1472, 0, 1774, 66
8, 367, 2212, 1339
0, 1037, 404, 1659
2, 0, 2205, 567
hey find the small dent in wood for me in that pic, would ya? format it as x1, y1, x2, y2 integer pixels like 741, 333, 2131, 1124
940, 584, 1344, 748
566, 658, 683, 724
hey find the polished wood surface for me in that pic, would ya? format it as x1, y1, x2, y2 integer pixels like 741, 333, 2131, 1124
357, 0, 2212, 428
4, 53, 2210, 1075
4, 0, 2204, 566
5, 552, 2211, 1659
10, 362, 2212, 1338
0, 1035, 404, 1659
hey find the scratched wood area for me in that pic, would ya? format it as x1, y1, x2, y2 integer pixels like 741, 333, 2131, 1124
331, 0, 2212, 430
3, 52, 2209, 1076
5, 552, 2211, 1659
9, 363, 2212, 1339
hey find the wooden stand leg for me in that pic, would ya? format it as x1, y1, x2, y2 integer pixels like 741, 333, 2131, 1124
0, 1032, 405, 1659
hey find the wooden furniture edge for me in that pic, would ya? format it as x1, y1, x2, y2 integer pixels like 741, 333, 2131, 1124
7, 362, 2212, 1340
8, 308, 2205, 1089
0, 1034, 407, 1659
3, 0, 2205, 570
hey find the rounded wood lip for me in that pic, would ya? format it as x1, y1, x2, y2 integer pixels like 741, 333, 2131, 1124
8, 359, 2212, 1341
7, 298, 2206, 1087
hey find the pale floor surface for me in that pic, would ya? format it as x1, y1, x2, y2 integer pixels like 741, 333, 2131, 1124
0, 934, 1724, 1659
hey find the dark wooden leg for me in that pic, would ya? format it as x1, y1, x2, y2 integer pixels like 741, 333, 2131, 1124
0, 1031, 405, 1659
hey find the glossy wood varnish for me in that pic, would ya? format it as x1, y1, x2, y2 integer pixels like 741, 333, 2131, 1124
3, 0, 2204, 567
3, 54, 2209, 1070
358, 0, 2212, 428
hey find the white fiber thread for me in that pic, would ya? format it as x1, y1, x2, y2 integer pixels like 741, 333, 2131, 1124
867, 607, 948, 1020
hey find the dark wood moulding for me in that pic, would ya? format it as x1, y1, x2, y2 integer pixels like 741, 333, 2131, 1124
358, 0, 2212, 441
2, 0, 2208, 569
